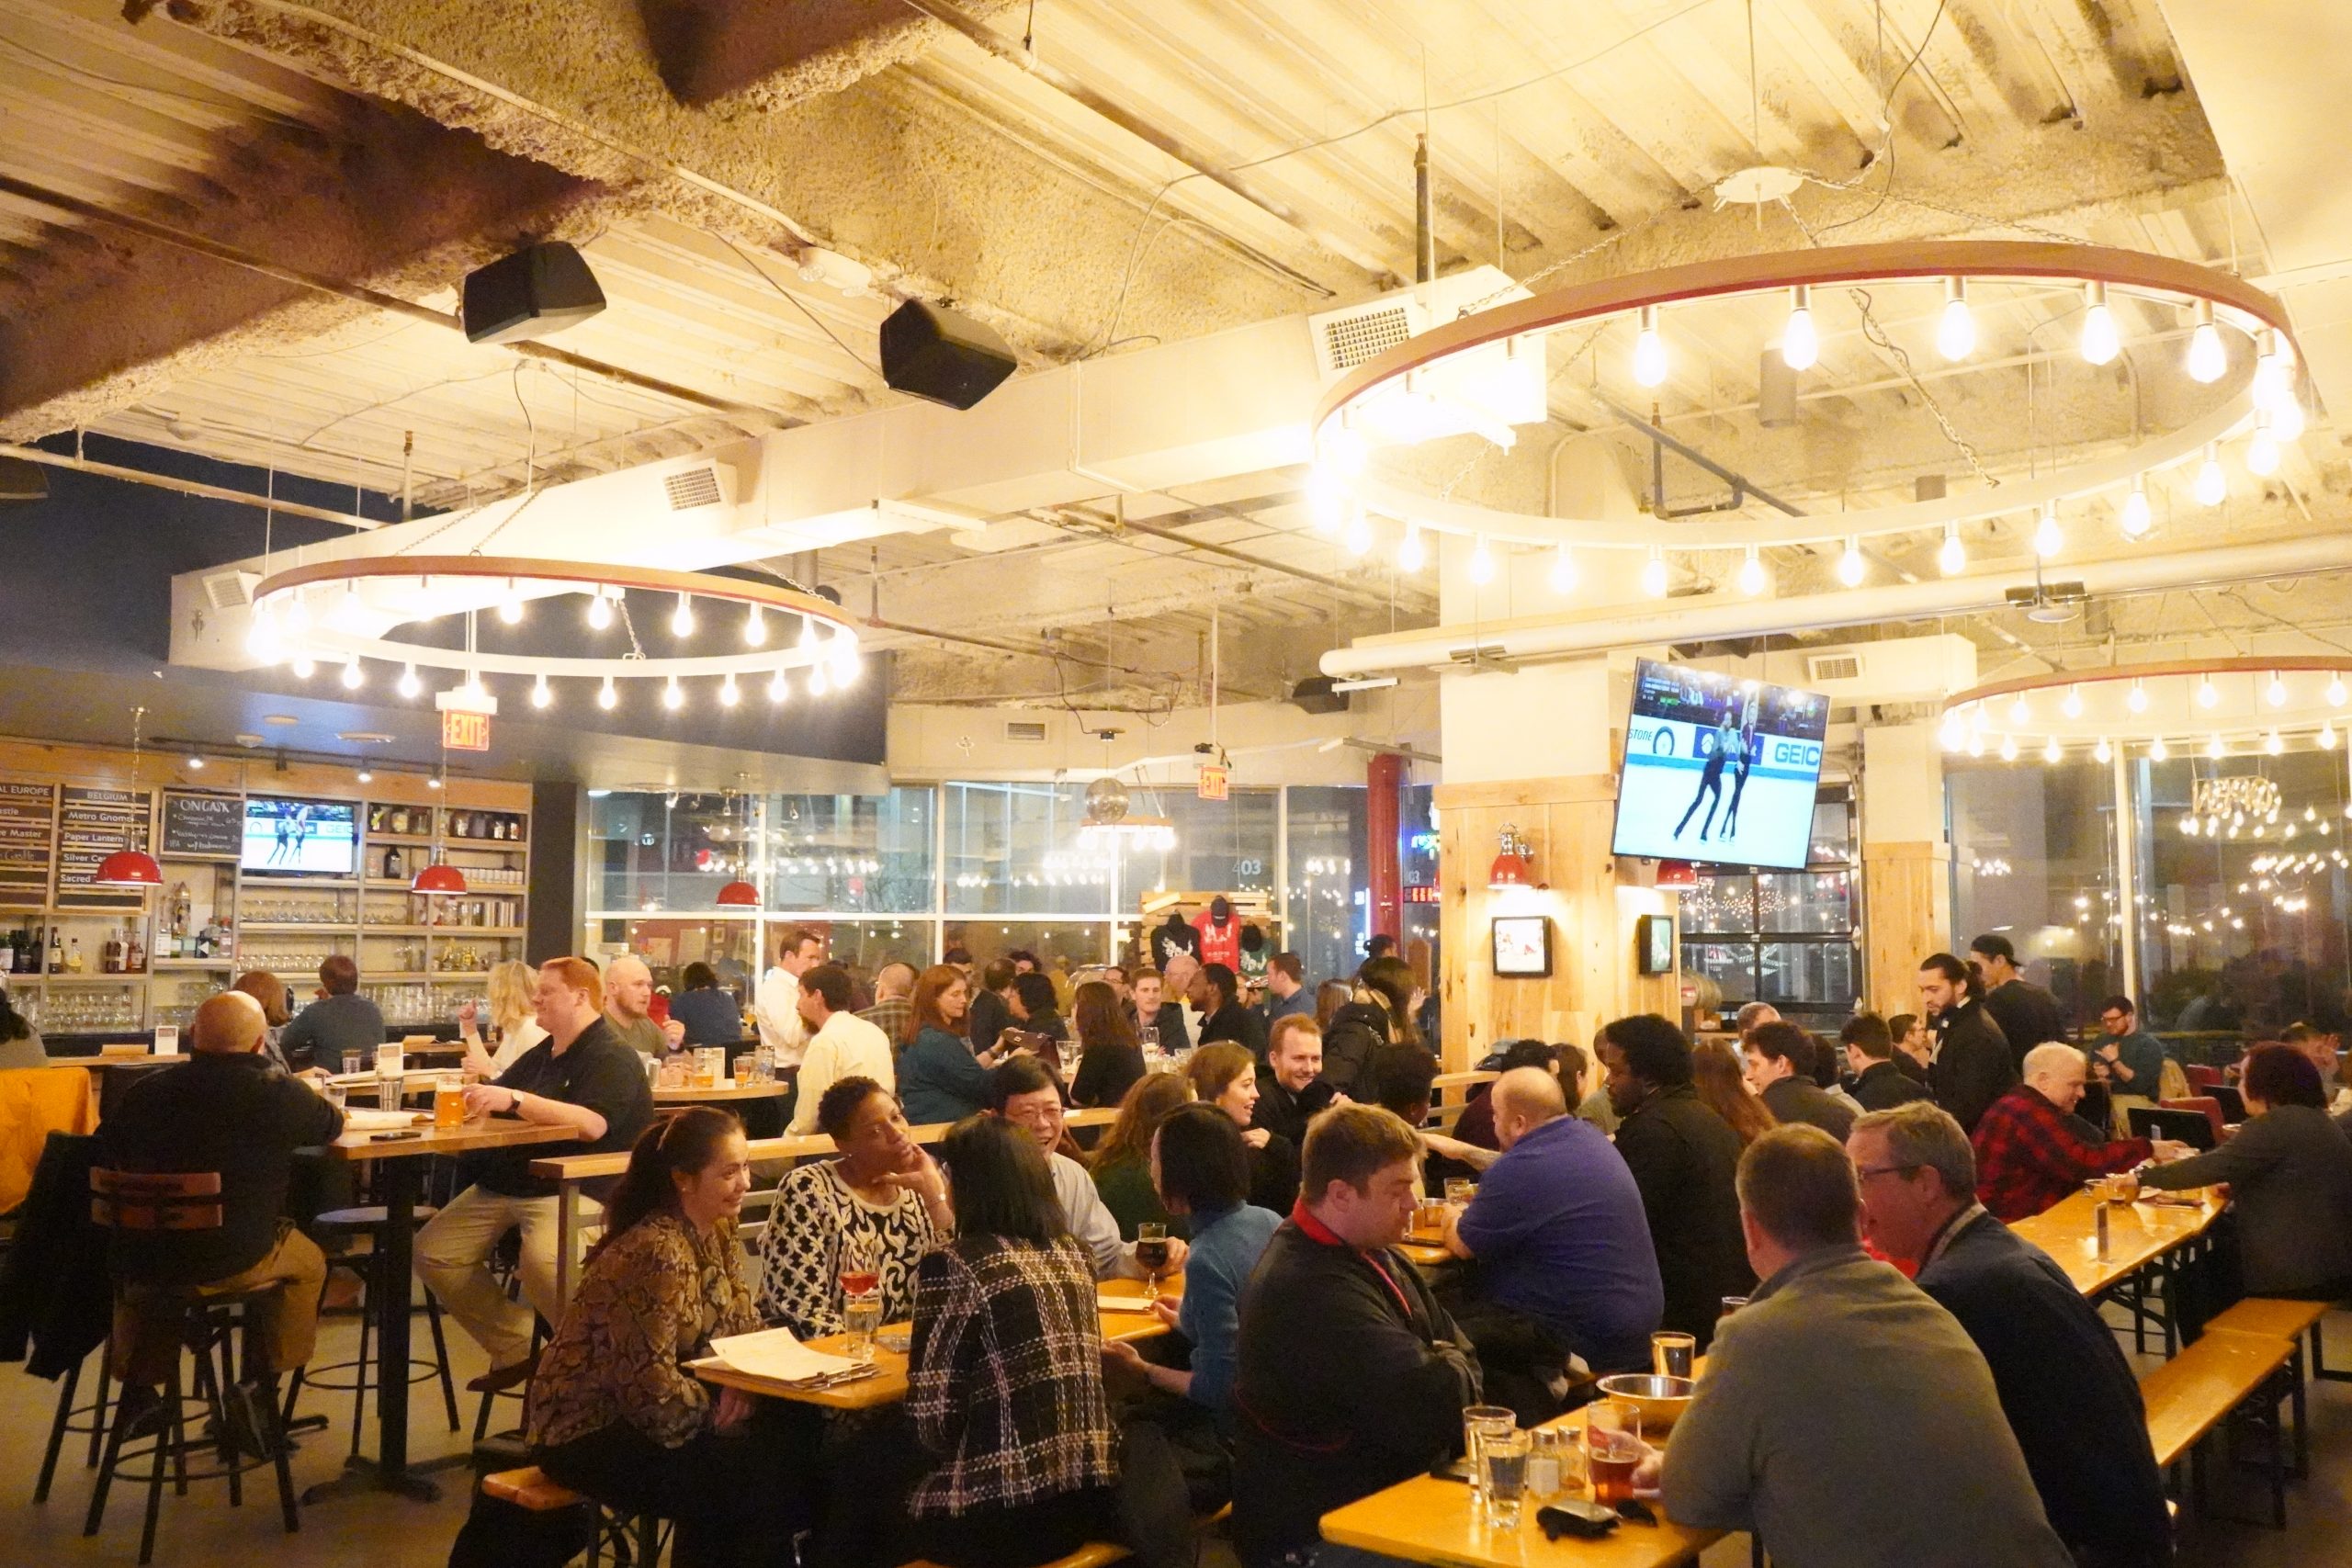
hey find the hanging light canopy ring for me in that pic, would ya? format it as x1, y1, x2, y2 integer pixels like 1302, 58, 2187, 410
249, 554, 860, 680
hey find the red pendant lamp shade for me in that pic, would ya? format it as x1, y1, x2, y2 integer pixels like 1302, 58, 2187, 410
412, 861, 469, 896
716, 879, 760, 907
93, 848, 164, 890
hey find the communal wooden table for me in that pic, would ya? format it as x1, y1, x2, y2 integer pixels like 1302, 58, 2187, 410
2010, 1188, 2223, 1353
313, 1116, 572, 1503
652, 1078, 792, 1105
690, 1275, 1178, 1412
1320, 1400, 1723, 1568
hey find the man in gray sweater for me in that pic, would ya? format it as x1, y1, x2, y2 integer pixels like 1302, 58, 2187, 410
1649, 1124, 2072, 1568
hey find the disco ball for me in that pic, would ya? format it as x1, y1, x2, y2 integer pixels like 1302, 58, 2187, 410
1084, 776, 1132, 824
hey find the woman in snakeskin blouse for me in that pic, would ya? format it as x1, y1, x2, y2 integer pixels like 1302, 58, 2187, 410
525, 1106, 802, 1568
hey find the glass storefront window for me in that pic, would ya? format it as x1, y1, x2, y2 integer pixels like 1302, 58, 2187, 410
944, 783, 1113, 916
589, 914, 762, 999
1284, 785, 1368, 987
943, 920, 1112, 973
589, 792, 756, 913
1681, 786, 1858, 1024
1948, 759, 2122, 1032
763, 787, 934, 914
1118, 789, 1277, 909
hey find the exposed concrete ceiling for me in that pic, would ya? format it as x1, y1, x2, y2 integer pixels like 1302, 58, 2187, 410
0, 0, 2336, 720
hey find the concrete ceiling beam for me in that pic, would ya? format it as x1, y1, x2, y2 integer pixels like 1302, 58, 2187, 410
631, 0, 1018, 108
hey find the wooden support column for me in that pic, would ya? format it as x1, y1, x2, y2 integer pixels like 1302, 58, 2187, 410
1862, 840, 1952, 1013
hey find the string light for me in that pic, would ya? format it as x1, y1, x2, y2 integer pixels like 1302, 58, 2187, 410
1938, 525, 1966, 576
2266, 729, 2285, 756
587, 588, 614, 629
397, 662, 421, 699
2079, 280, 2119, 366
2246, 414, 2281, 478
280, 593, 311, 637
2127, 679, 2149, 714
1467, 536, 1495, 584
1936, 277, 1974, 361
245, 604, 280, 665
1640, 547, 1668, 598
2329, 675, 2346, 707
1939, 712, 1966, 751
2267, 670, 2288, 706
768, 669, 790, 705
2207, 733, 2226, 759
2094, 737, 2112, 764
531, 672, 552, 709
1966, 731, 1984, 758
2148, 735, 2168, 761
1736, 547, 1767, 597
808, 663, 830, 698
1342, 506, 1374, 558
289, 654, 314, 680
2008, 693, 2031, 725
671, 592, 695, 637
1548, 543, 1577, 594
2062, 685, 2084, 720
1998, 735, 2018, 762
2322, 721, 2339, 750
341, 656, 364, 691
598, 675, 617, 709
1780, 286, 1818, 371
744, 604, 767, 646
719, 673, 741, 707
831, 634, 861, 687
2195, 444, 2226, 506
2041, 736, 2063, 765
1633, 305, 1668, 388
2032, 503, 2063, 559
2186, 299, 2226, 383
1396, 522, 1426, 574
498, 580, 524, 625
1836, 537, 1865, 588
2197, 675, 2218, 709
2120, 476, 2152, 539
2271, 388, 2306, 442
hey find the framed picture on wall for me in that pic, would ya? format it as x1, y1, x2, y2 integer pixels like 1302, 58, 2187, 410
1635, 913, 1675, 975
1491, 915, 1553, 977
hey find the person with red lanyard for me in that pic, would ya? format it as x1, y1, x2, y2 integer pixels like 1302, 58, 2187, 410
1229, 1104, 1483, 1568
1192, 895, 1245, 972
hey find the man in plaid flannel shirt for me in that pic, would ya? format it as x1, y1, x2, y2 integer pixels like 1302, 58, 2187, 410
1970, 1043, 2185, 1221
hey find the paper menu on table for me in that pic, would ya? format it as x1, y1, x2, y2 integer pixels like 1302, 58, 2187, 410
709, 1326, 861, 1383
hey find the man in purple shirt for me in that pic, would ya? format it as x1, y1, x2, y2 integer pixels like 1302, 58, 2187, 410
1443, 1067, 1665, 1418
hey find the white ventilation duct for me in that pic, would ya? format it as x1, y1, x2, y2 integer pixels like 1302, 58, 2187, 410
1319, 534, 2352, 678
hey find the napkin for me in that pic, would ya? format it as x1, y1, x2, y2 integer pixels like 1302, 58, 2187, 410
341, 1109, 424, 1131
1097, 1290, 1160, 1313
710, 1326, 862, 1384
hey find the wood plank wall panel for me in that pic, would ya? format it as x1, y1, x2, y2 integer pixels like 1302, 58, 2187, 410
1862, 840, 1951, 1016
1434, 774, 1679, 1071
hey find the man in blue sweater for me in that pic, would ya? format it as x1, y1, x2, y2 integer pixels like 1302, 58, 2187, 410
1849, 1101, 2169, 1568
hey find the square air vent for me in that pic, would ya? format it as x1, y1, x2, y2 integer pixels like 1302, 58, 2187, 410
202, 570, 256, 612
1807, 653, 1863, 683
1318, 303, 1415, 373
1003, 719, 1049, 744
663, 466, 724, 511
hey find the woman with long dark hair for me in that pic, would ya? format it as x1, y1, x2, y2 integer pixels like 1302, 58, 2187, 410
1690, 1038, 1778, 1151
903, 1116, 1121, 1568
1088, 1071, 1193, 1239
525, 1108, 799, 1568
1070, 978, 1146, 1109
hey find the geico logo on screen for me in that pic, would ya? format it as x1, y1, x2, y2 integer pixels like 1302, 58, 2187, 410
1773, 741, 1823, 766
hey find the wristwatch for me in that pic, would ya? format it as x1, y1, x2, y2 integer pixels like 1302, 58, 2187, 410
508, 1088, 525, 1114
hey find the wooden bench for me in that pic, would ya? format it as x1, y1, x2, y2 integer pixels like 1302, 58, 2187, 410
902, 1547, 1127, 1568
2206, 1298, 2337, 1476
2139, 1329, 2295, 1528
483, 1464, 659, 1568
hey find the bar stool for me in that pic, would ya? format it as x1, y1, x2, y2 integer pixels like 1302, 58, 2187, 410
84, 1168, 301, 1565
280, 1203, 459, 1451
34, 1342, 115, 1503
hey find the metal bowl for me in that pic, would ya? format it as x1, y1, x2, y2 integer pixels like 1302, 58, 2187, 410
1594, 1373, 1696, 1432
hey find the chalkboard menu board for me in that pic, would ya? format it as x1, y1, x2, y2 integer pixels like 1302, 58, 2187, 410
161, 791, 243, 859
55, 785, 153, 908
0, 781, 55, 905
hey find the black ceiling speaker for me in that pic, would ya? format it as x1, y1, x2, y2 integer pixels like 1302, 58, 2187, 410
461, 242, 607, 344
1289, 676, 1350, 716
879, 299, 1017, 410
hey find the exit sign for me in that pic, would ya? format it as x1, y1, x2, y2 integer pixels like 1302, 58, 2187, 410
1196, 764, 1229, 801
442, 710, 492, 752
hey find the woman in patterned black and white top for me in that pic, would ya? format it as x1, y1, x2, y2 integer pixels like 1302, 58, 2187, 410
753, 1075, 953, 1337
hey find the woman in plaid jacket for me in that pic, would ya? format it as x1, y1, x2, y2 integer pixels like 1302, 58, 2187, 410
903, 1116, 1121, 1568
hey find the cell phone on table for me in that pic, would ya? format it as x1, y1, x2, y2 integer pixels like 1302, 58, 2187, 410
1538, 1502, 1621, 1540
1427, 1455, 1475, 1483
370, 1129, 424, 1142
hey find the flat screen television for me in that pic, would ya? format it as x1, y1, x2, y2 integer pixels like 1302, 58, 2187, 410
240, 795, 358, 877
1611, 658, 1830, 871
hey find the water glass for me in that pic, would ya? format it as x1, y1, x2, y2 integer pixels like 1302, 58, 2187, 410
1651, 1330, 1696, 1379
842, 1292, 883, 1361
1478, 1427, 1531, 1528
1461, 1404, 1516, 1503
322, 1080, 347, 1113
1719, 1295, 1750, 1320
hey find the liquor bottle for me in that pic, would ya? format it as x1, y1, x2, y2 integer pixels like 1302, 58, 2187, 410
0, 934, 13, 974
391, 806, 411, 836
383, 844, 404, 880
48, 926, 62, 973
170, 881, 191, 942
126, 926, 144, 973
65, 936, 84, 974
101, 929, 121, 975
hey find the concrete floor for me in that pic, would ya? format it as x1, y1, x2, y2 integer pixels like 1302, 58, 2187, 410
6, 1303, 2350, 1567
